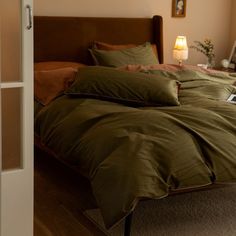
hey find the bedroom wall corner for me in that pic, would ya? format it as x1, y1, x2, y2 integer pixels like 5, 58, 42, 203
34, 0, 232, 66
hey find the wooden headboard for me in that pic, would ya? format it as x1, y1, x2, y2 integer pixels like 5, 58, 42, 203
34, 15, 163, 64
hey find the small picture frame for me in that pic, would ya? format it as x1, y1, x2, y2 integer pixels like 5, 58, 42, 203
172, 0, 186, 17
228, 40, 236, 69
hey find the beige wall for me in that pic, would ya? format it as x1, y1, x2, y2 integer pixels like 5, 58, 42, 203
34, 0, 232, 66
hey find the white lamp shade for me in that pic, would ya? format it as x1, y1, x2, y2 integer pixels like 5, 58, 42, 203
173, 49, 188, 61
173, 36, 188, 62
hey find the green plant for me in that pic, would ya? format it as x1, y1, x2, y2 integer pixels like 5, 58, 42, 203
190, 39, 215, 66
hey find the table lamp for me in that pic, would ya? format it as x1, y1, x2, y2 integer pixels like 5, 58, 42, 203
173, 36, 188, 66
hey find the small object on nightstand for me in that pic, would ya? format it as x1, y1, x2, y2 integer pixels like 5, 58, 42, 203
221, 59, 230, 68
197, 64, 208, 69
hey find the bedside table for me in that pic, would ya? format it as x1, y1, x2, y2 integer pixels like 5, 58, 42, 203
213, 67, 235, 73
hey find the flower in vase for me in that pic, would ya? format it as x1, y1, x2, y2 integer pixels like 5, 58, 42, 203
190, 38, 215, 68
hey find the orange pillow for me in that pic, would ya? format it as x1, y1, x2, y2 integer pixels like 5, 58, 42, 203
93, 41, 159, 60
34, 61, 86, 71
34, 67, 77, 105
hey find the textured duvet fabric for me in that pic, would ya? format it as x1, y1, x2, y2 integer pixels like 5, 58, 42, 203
34, 67, 236, 228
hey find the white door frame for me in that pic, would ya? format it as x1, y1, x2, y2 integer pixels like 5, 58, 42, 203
0, 1, 33, 236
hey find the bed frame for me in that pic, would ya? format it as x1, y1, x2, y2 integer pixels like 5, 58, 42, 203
34, 15, 229, 236
34, 15, 164, 64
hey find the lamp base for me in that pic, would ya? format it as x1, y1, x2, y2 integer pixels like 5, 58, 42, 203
173, 48, 188, 66
178, 60, 183, 66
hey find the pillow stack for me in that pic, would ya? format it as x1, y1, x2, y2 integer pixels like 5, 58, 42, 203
34, 61, 86, 105
89, 42, 159, 67
66, 66, 180, 107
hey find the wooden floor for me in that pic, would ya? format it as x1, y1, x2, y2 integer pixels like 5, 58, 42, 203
34, 148, 107, 236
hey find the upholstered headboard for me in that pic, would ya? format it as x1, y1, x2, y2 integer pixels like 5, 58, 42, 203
34, 15, 163, 64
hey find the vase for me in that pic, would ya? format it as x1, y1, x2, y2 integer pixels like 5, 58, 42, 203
206, 57, 215, 69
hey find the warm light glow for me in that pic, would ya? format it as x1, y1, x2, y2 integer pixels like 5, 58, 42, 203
173, 36, 188, 66
174, 36, 188, 50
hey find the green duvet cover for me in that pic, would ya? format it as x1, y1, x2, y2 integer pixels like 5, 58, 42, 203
34, 66, 236, 228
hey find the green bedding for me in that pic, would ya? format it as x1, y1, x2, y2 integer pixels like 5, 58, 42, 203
34, 66, 236, 228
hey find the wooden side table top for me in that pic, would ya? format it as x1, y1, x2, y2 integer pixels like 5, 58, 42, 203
213, 67, 235, 73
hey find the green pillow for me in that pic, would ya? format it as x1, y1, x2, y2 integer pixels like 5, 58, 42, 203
89, 42, 159, 67
66, 66, 180, 107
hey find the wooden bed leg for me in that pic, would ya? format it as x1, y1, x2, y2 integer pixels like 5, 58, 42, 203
124, 212, 133, 236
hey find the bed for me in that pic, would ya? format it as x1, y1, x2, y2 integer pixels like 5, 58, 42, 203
34, 15, 236, 236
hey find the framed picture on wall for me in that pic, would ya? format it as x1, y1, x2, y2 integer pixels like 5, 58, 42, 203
228, 40, 236, 69
172, 0, 186, 17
